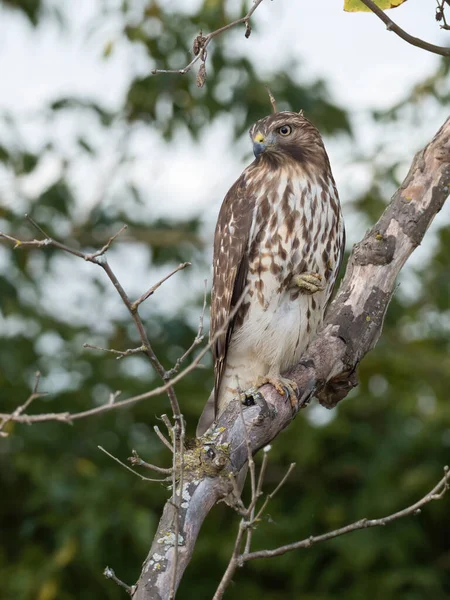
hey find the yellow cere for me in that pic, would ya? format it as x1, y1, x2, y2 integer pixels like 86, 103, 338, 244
253, 133, 264, 144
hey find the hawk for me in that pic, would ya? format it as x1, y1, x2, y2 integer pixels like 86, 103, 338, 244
197, 110, 345, 435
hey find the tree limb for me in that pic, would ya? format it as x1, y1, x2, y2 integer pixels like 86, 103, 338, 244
358, 0, 450, 57
240, 466, 450, 563
132, 117, 450, 600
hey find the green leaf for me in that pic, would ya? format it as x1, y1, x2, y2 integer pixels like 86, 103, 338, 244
344, 0, 407, 12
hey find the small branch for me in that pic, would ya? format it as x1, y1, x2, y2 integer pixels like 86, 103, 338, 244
0, 371, 46, 437
0, 285, 250, 428
85, 224, 128, 260
104, 567, 134, 595
240, 467, 450, 563
129, 450, 172, 475
98, 446, 170, 483
358, 0, 450, 57
244, 445, 268, 554
169, 416, 186, 600
253, 462, 296, 524
212, 521, 247, 600
154, 425, 174, 453
0, 221, 183, 422
131, 262, 191, 311
164, 279, 208, 380
214, 450, 295, 599
83, 343, 145, 360
436, 0, 450, 30
152, 0, 266, 76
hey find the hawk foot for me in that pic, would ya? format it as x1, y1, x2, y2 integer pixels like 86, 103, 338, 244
254, 375, 299, 410
293, 272, 324, 295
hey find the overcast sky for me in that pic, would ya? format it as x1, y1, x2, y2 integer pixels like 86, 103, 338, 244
0, 0, 446, 111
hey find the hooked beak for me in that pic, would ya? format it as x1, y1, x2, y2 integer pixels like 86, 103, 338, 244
253, 133, 266, 158
252, 132, 275, 158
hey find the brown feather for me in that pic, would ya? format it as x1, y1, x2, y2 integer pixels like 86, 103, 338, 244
210, 174, 256, 416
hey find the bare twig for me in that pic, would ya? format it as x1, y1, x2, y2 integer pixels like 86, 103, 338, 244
104, 566, 134, 595
152, 0, 266, 76
0, 285, 249, 427
131, 262, 191, 312
244, 445, 269, 553
213, 464, 448, 599
154, 425, 174, 453
436, 0, 450, 30
169, 415, 186, 600
83, 343, 145, 360
253, 462, 296, 524
98, 446, 170, 483
0, 371, 46, 437
213, 455, 295, 599
129, 449, 172, 475
212, 520, 247, 600
85, 224, 128, 259
164, 279, 208, 379
357, 0, 450, 57
240, 467, 450, 563
0, 221, 182, 422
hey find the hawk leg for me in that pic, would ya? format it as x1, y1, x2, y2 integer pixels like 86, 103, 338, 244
254, 375, 299, 410
293, 272, 324, 294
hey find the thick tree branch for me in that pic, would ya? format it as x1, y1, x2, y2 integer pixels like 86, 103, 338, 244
132, 118, 450, 600
358, 0, 450, 57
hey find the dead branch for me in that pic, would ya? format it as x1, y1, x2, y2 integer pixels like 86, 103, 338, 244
104, 566, 134, 596
132, 117, 450, 600
98, 446, 170, 483
151, 0, 266, 77
0, 285, 248, 427
0, 371, 46, 437
357, 0, 450, 57
164, 280, 208, 380
129, 450, 172, 476
240, 466, 450, 563
213, 451, 296, 600
0, 221, 182, 421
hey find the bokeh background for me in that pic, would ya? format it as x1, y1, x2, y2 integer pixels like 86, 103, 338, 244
1, 1, 450, 599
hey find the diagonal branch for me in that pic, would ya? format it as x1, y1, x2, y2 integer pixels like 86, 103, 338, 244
132, 117, 450, 600
357, 0, 450, 57
0, 222, 182, 422
240, 466, 450, 562
0, 285, 248, 427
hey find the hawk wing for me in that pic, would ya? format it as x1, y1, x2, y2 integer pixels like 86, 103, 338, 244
211, 173, 256, 417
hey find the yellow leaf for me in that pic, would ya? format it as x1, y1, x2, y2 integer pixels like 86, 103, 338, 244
344, 0, 407, 12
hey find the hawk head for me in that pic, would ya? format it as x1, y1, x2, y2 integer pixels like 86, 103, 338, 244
249, 111, 328, 169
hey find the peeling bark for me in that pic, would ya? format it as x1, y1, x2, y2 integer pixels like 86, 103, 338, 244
133, 117, 450, 600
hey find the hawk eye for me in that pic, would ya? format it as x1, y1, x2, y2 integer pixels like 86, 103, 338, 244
278, 125, 292, 136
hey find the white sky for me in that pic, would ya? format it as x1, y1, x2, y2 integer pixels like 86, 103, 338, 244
0, 0, 445, 111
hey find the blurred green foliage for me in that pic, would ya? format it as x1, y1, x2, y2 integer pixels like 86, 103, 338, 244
0, 1, 449, 600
